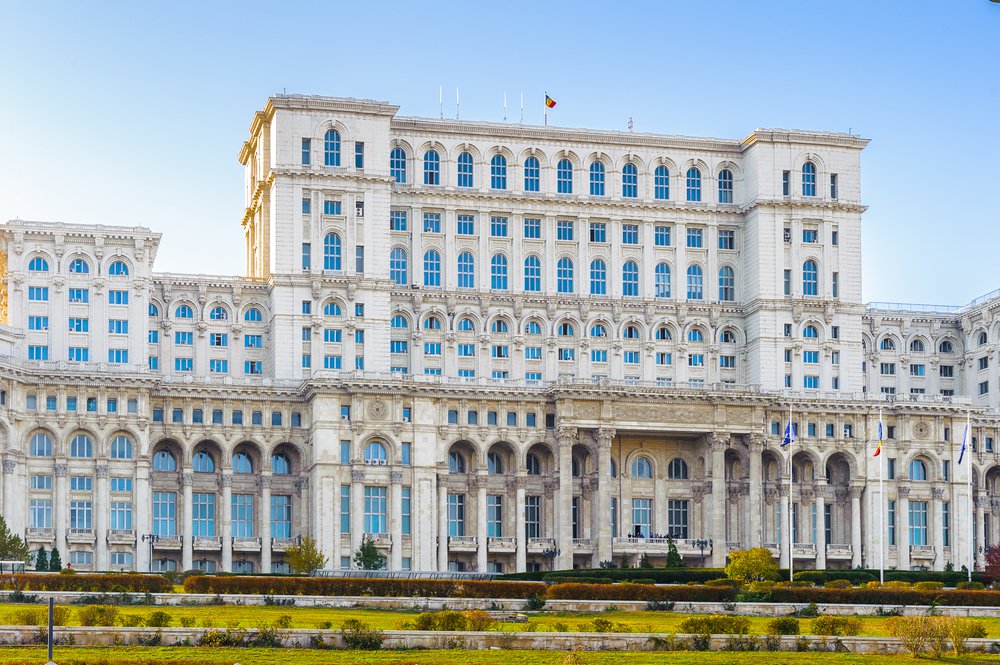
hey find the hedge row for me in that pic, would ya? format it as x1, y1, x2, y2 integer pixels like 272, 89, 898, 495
182, 575, 546, 599
504, 568, 726, 584
545, 583, 737, 602
769, 586, 1000, 607
1, 574, 172, 593
792, 569, 983, 587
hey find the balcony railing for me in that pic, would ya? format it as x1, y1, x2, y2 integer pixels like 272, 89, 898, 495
911, 545, 935, 557
526, 537, 555, 552
233, 537, 261, 551
107, 529, 135, 544
826, 543, 853, 558
487, 537, 516, 551
270, 537, 297, 551
448, 536, 477, 550
152, 535, 182, 549
193, 536, 222, 550
26, 528, 53, 540
68, 528, 95, 543
572, 538, 593, 549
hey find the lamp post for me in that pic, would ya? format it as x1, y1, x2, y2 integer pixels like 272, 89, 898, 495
140, 534, 159, 573
694, 538, 712, 568
541, 547, 560, 571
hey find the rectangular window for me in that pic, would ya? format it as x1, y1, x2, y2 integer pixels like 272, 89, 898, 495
30, 474, 52, 490
525, 371, 542, 382
803, 350, 819, 364
356, 246, 364, 273
111, 477, 132, 493
30, 500, 52, 529
979, 356, 990, 371
783, 269, 791, 296
389, 210, 407, 232
28, 345, 49, 360
323, 329, 342, 343
68, 288, 89, 303
70, 476, 92, 491
888, 458, 896, 480
718, 229, 735, 250
910, 364, 925, 377
209, 359, 228, 373
110, 501, 132, 531
832, 272, 839, 298
232, 494, 254, 538
622, 223, 639, 245
804, 375, 820, 389
301, 138, 311, 165
720, 355, 736, 368
830, 173, 839, 199
881, 363, 896, 375
667, 499, 689, 539
457, 214, 475, 235
68, 347, 89, 362
175, 331, 193, 345
688, 353, 704, 367
654, 225, 671, 246
487, 495, 503, 537
979, 380, 989, 396
270, 495, 292, 539
802, 229, 818, 243
390, 340, 407, 354
447, 493, 465, 537
458, 343, 475, 357
340, 486, 350, 534
589, 222, 606, 243
558, 348, 574, 361
68, 317, 89, 332
940, 365, 954, 378
591, 349, 608, 363
245, 334, 263, 348
656, 352, 672, 365
107, 319, 129, 334
209, 333, 228, 347
192, 493, 215, 537
523, 217, 541, 238
782, 170, 790, 196
323, 200, 342, 216
302, 197, 311, 214
525, 495, 541, 539
148, 329, 158, 343
69, 500, 93, 530
108, 290, 128, 305
424, 342, 441, 356
556, 220, 574, 240
942, 501, 950, 547
908, 501, 928, 546
623, 350, 640, 365
301, 242, 311, 270
354, 141, 364, 169
174, 357, 193, 372
401, 441, 411, 464
524, 346, 542, 360
686, 228, 703, 248
28, 286, 49, 301
490, 216, 508, 237
631, 498, 652, 538
491, 345, 509, 359
28, 315, 49, 331
363, 486, 388, 535
401, 487, 411, 536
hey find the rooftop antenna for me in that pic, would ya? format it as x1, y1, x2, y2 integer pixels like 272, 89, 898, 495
520, 92, 524, 124
456, 88, 460, 121
439, 86, 443, 120
628, 116, 634, 132
503, 92, 507, 123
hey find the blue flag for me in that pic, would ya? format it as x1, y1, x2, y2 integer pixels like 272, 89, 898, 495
781, 418, 796, 447
958, 424, 969, 465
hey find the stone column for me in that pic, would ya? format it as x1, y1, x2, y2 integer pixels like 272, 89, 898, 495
54, 463, 68, 554
975, 493, 987, 570
595, 428, 615, 565
437, 474, 448, 571
709, 433, 728, 566
181, 471, 193, 571
220, 473, 233, 572
2, 460, 17, 536
95, 464, 110, 570
850, 485, 864, 568
747, 434, 765, 548
134, 461, 151, 573
815, 492, 827, 570
475, 474, 488, 572
259, 474, 272, 574
932, 487, 944, 571
898, 488, 910, 570
557, 427, 576, 570
513, 475, 527, 573
351, 470, 364, 557
390, 470, 403, 570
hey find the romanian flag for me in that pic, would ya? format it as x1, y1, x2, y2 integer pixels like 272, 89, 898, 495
874, 415, 883, 457
545, 94, 557, 109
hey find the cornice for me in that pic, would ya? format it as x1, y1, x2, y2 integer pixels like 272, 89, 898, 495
739, 197, 867, 215
0, 220, 161, 243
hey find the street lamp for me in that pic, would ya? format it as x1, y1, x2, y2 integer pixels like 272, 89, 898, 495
541, 547, 561, 571
694, 538, 712, 568
140, 534, 159, 573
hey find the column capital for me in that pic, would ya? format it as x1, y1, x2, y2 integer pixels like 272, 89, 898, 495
295, 476, 310, 492
257, 474, 272, 489
506, 476, 525, 492
219, 473, 233, 488
557, 426, 577, 444
595, 427, 616, 448
471, 473, 490, 490
931, 487, 945, 499
2, 459, 15, 474
54, 463, 69, 477
181, 472, 193, 486
849, 485, 865, 499
973, 494, 985, 508
390, 470, 404, 484
707, 432, 730, 451
897, 486, 911, 498
542, 476, 559, 493
95, 464, 110, 479
351, 469, 366, 483
747, 433, 768, 452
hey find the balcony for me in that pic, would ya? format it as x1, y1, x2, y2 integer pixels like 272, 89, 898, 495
270, 537, 297, 552
526, 537, 555, 553
911, 545, 935, 559
793, 543, 817, 558
107, 529, 135, 545
152, 535, 182, 550
572, 538, 593, 551
763, 542, 781, 558
233, 537, 261, 552
487, 537, 516, 552
68, 528, 96, 544
26, 528, 53, 542
448, 536, 477, 552
366, 534, 391, 549
826, 543, 853, 560
193, 536, 222, 551
613, 537, 709, 557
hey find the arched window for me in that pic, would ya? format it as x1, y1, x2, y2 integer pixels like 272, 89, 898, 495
389, 147, 407, 183
29, 433, 52, 457
589, 258, 607, 295
391, 315, 409, 329
802, 260, 818, 296
910, 339, 925, 353
939, 340, 954, 353
108, 260, 129, 276
110, 435, 133, 460
193, 451, 215, 473
28, 256, 49, 272
667, 458, 689, 480
685, 167, 702, 202
557, 322, 575, 337
389, 248, 408, 285
802, 161, 816, 196
424, 315, 442, 330
149, 303, 159, 317
557, 257, 574, 294
720, 330, 737, 344
487, 452, 504, 474
457, 317, 476, 332
686, 264, 704, 300
323, 301, 342, 316
364, 441, 387, 464
557, 158, 573, 193
524, 321, 542, 335
688, 328, 704, 343
523, 256, 541, 292
718, 266, 735, 301
803, 325, 819, 339
243, 307, 262, 322
591, 323, 608, 338
423, 249, 441, 287
70, 434, 93, 458
69, 258, 90, 274
490, 254, 508, 290
175, 304, 193, 319
622, 162, 638, 198
631, 456, 653, 479
209, 306, 228, 321
323, 232, 342, 271
589, 162, 605, 196
233, 452, 253, 474
622, 260, 639, 297
654, 165, 670, 200
623, 325, 639, 339
457, 251, 475, 289
491, 319, 510, 335
655, 262, 671, 298
423, 150, 440, 185
526, 453, 541, 475
457, 151, 473, 188
718, 169, 734, 203
978, 331, 988, 347
655, 326, 671, 341
448, 451, 466, 474
523, 156, 540, 191
153, 450, 176, 472
910, 459, 927, 481
324, 129, 341, 166
271, 453, 290, 474
880, 337, 895, 350
490, 154, 507, 190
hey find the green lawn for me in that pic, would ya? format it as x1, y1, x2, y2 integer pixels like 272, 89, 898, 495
0, 648, 996, 665
3, 603, 1000, 638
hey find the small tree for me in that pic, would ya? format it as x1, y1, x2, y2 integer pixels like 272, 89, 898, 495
34, 546, 48, 571
724, 547, 779, 584
666, 536, 684, 568
0, 516, 29, 563
984, 545, 1000, 583
48, 547, 62, 572
285, 536, 327, 575
353, 535, 387, 570
637, 553, 652, 569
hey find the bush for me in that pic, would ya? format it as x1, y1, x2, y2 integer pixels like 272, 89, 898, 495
524, 595, 546, 611
886, 616, 931, 656
121, 614, 142, 627
948, 617, 987, 655
705, 578, 741, 588
824, 580, 852, 589
0, 573, 171, 594
6, 607, 70, 626
77, 605, 121, 627
501, 568, 726, 585
811, 615, 862, 636
145, 610, 172, 627
273, 614, 293, 629
179, 616, 196, 628
957, 581, 985, 590
340, 618, 384, 649
725, 548, 779, 584
914, 581, 945, 591
463, 610, 494, 631
766, 617, 800, 635
182, 575, 545, 599
768, 585, 1000, 607
545, 583, 736, 603
679, 614, 751, 635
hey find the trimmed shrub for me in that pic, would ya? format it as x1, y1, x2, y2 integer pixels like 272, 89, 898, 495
0, 573, 171, 594
766, 617, 800, 635
545, 583, 736, 602
502, 568, 725, 585
747, 580, 776, 592
811, 615, 862, 636
705, 578, 741, 588
769, 586, 1000, 607
77, 605, 121, 627
679, 614, 751, 635
824, 579, 852, 589
914, 581, 945, 591
145, 610, 172, 627
957, 581, 985, 590
182, 575, 545, 599
6, 607, 70, 626
340, 619, 383, 649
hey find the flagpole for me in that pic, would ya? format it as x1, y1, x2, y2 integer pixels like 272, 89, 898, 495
788, 405, 793, 583
878, 409, 884, 585
544, 91, 548, 127
968, 411, 973, 582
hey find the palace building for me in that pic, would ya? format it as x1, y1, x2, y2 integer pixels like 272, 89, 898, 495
0, 95, 998, 575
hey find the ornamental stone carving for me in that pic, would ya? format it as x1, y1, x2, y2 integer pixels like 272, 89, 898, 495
542, 477, 559, 492
850, 485, 865, 499
95, 465, 110, 479
897, 487, 911, 498
181, 472, 193, 486
368, 400, 387, 420
2, 460, 15, 474
596, 428, 616, 447
914, 421, 929, 440
931, 487, 945, 499
708, 432, 730, 450
506, 476, 524, 492
54, 463, 69, 477
390, 470, 404, 484
351, 469, 366, 483
556, 426, 577, 444
257, 474, 272, 489
219, 474, 233, 488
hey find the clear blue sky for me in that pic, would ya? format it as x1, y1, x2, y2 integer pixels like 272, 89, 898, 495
1, 0, 997, 305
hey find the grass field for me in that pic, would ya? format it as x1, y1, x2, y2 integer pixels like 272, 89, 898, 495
0, 648, 997, 665
3, 603, 1000, 637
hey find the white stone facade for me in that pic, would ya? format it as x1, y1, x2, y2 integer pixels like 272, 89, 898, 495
0, 94, 997, 575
